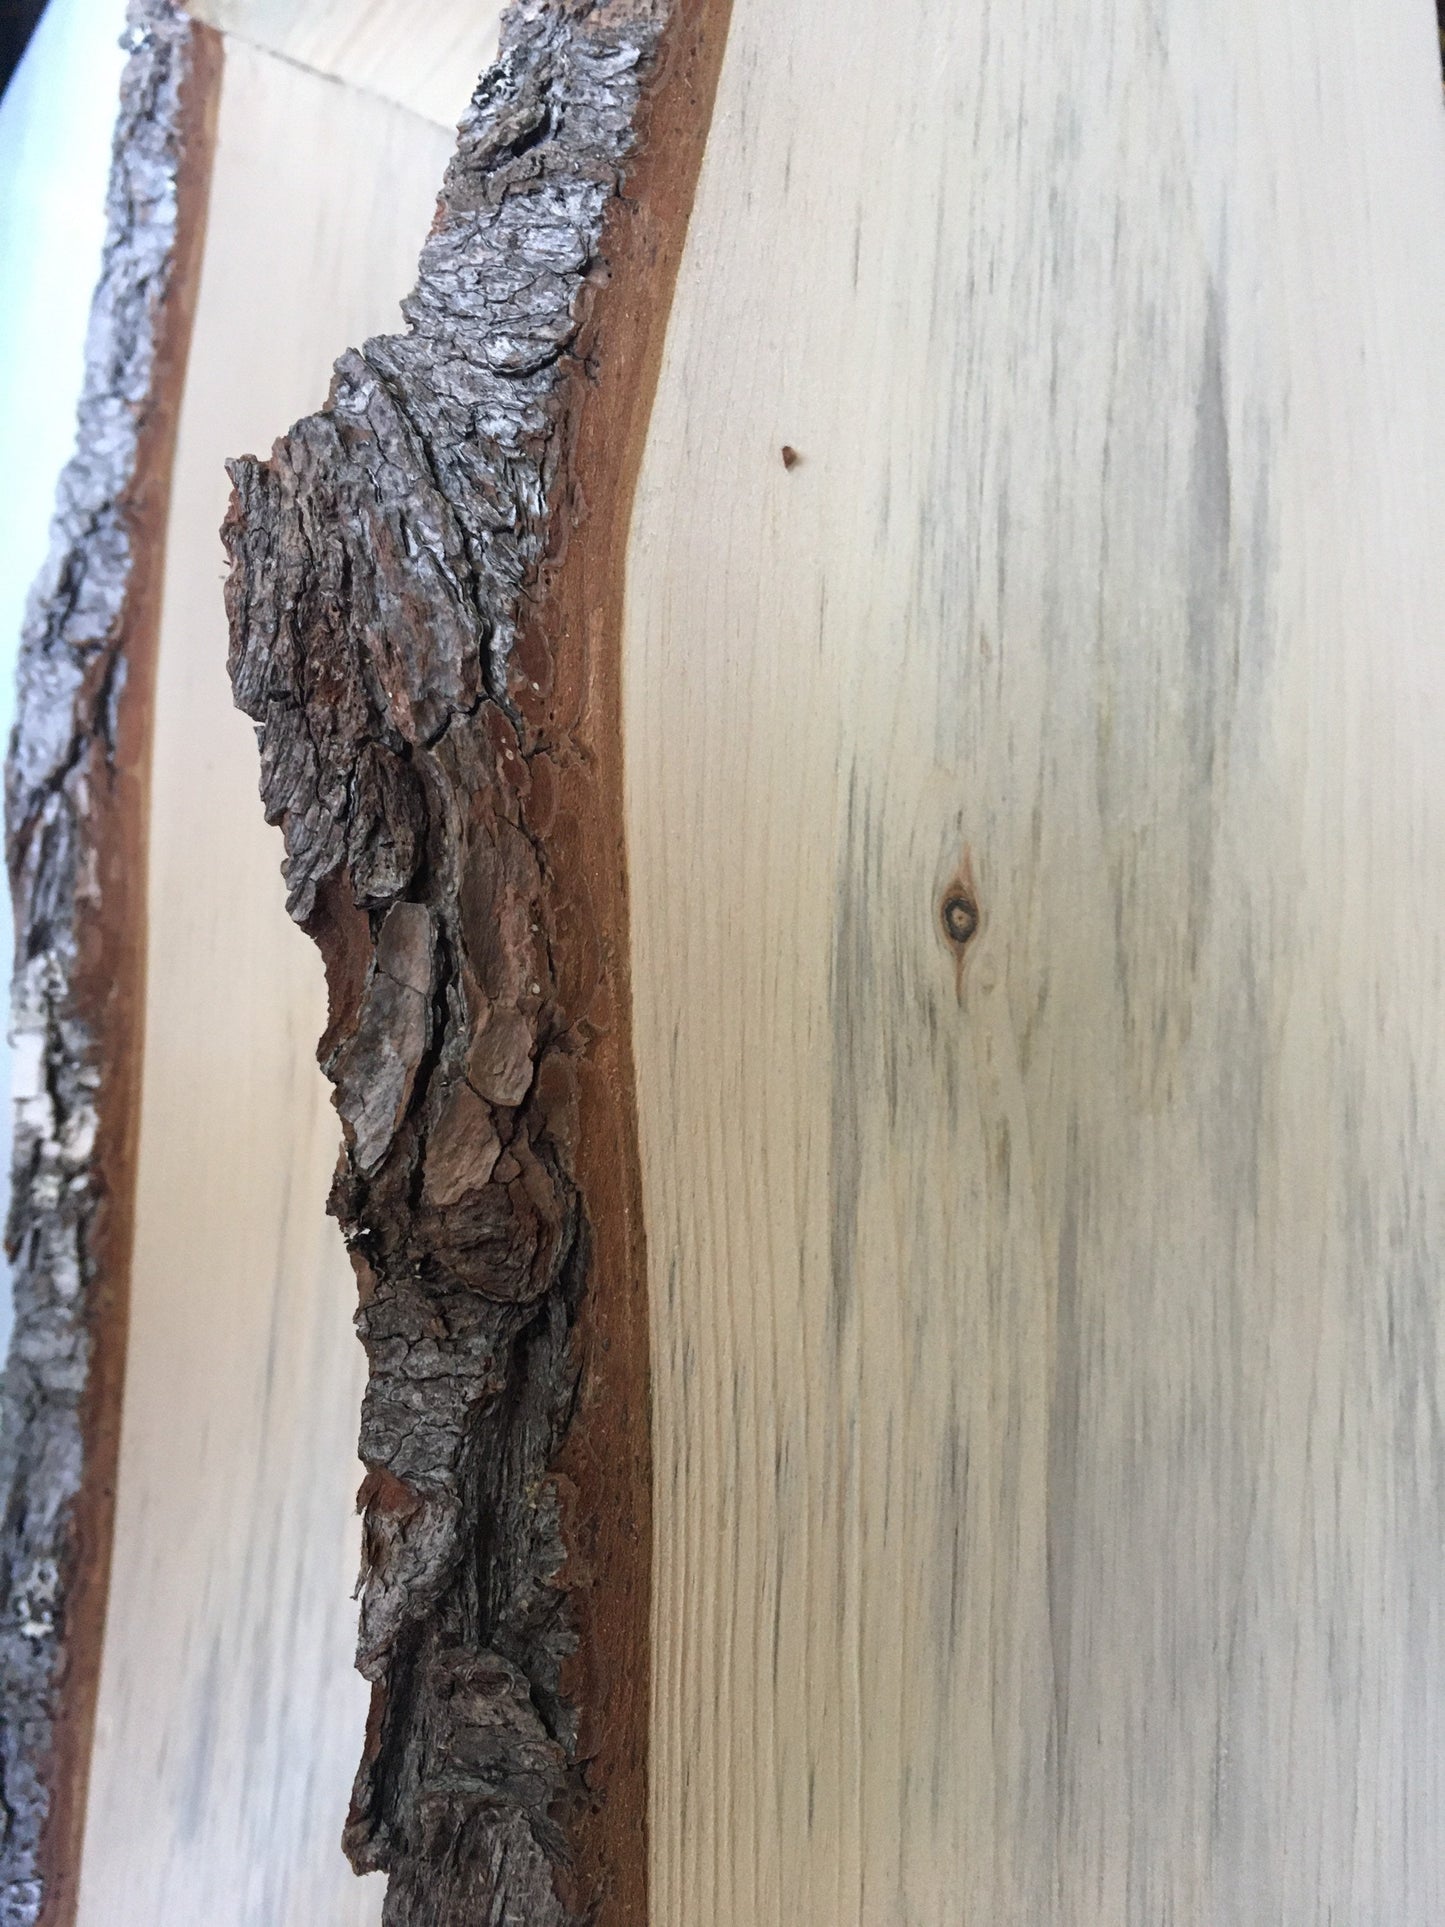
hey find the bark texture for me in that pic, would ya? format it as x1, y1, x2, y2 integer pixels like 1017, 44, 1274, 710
0, 5, 215, 1922
224, 4, 674, 1918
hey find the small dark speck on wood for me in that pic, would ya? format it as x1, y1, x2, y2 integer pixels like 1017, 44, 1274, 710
781, 444, 800, 469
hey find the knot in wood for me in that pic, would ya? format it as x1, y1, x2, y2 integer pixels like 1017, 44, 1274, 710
941, 892, 978, 948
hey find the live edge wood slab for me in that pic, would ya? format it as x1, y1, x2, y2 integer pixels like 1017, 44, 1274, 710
223, 1, 727, 1920
20, 0, 1445, 1921
0, 6, 218, 1921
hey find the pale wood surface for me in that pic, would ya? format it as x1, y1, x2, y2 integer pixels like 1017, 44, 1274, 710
182, 0, 501, 127
75, 41, 452, 1924
625, 1, 1445, 1920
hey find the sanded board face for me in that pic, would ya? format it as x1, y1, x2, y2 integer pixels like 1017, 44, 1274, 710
74, 40, 452, 1925
182, 0, 501, 127
624, 0, 1445, 1921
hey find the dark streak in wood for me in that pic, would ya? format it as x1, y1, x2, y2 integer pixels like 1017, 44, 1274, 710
223, 0, 730, 1918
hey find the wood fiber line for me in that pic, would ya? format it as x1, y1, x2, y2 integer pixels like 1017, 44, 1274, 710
0, 7, 219, 1925
223, 1, 728, 1919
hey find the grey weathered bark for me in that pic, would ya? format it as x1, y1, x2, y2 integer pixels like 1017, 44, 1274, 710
224, 0, 728, 1918
0, 5, 217, 1921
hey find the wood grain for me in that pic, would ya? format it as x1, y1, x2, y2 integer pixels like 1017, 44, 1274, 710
182, 0, 502, 127
75, 44, 452, 1925
625, 0, 1445, 1919
534, 8, 732, 1916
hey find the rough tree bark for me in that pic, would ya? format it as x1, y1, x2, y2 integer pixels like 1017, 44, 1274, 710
0, 6, 217, 1923
224, 0, 726, 1919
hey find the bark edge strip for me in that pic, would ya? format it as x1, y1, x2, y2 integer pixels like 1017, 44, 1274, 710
224, 0, 728, 1917
0, 6, 220, 1923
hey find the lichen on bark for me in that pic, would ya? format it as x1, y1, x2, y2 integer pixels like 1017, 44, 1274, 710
224, 4, 667, 1918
